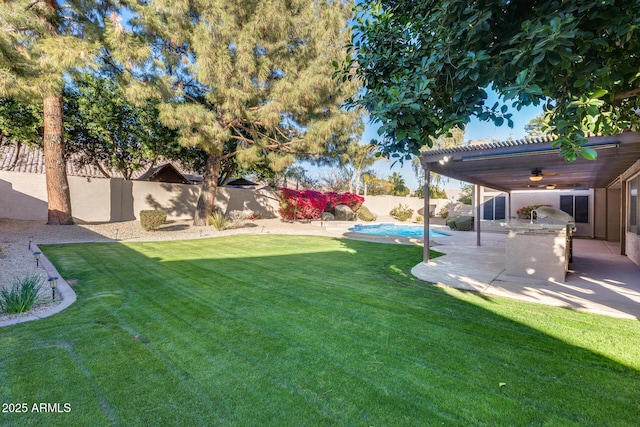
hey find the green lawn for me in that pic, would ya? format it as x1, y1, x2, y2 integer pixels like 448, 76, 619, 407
1, 235, 639, 426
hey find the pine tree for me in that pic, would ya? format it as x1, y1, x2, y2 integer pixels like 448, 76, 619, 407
126, 0, 360, 225
0, 1, 127, 224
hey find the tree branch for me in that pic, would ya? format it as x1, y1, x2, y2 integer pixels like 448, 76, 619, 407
8, 142, 22, 171
220, 151, 237, 160
614, 88, 640, 101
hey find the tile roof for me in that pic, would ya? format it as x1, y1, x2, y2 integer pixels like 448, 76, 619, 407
0, 143, 200, 182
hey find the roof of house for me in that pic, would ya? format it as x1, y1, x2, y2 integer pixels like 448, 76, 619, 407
420, 132, 640, 192
137, 163, 191, 184
224, 177, 258, 187
0, 143, 201, 183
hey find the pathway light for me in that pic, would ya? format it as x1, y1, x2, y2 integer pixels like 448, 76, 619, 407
48, 277, 58, 301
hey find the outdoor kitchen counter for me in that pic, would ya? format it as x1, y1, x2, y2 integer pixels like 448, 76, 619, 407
494, 220, 572, 282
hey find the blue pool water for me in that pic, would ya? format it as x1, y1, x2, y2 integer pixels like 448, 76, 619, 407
348, 223, 450, 238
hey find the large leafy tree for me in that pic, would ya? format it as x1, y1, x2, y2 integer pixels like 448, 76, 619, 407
64, 74, 204, 179
344, 0, 640, 162
125, 0, 360, 225
0, 99, 43, 170
0, 1, 131, 224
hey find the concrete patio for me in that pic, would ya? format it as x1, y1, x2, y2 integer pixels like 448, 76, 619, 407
412, 227, 640, 320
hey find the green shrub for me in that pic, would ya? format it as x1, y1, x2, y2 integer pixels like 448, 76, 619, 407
0, 274, 44, 314
390, 204, 414, 222
228, 210, 253, 228
415, 215, 424, 223
356, 205, 377, 222
139, 210, 167, 231
208, 210, 229, 231
439, 207, 449, 219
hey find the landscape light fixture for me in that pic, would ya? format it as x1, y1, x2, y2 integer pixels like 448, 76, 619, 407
28, 236, 33, 250
33, 251, 41, 267
48, 276, 58, 301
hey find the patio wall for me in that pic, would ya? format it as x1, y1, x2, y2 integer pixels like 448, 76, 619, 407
627, 233, 640, 268
622, 158, 640, 268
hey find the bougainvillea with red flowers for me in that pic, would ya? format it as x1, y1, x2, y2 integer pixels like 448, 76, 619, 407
278, 188, 365, 220
325, 192, 364, 212
279, 188, 328, 220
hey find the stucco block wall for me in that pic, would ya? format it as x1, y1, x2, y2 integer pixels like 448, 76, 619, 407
0, 171, 48, 220
215, 187, 281, 219
363, 195, 450, 220
0, 171, 282, 222
131, 180, 200, 220
68, 176, 114, 222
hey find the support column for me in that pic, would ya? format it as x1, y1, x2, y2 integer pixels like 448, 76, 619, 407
621, 179, 627, 256
423, 165, 431, 263
475, 184, 481, 247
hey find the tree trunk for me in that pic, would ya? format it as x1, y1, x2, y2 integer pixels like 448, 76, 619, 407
354, 168, 362, 195
43, 96, 74, 225
193, 153, 221, 226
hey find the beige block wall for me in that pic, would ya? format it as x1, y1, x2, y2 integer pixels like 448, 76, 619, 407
214, 187, 281, 219
68, 176, 114, 222
0, 171, 48, 220
362, 195, 449, 220
131, 180, 200, 220
0, 171, 281, 222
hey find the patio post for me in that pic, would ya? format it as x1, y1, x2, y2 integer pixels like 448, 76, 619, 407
475, 184, 481, 247
621, 179, 627, 255
423, 165, 431, 263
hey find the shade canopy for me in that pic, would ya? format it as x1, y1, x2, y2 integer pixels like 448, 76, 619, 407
420, 132, 640, 192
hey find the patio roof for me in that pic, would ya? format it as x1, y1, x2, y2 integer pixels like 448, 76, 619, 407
420, 131, 640, 192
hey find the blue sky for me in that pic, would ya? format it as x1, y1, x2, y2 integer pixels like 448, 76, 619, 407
307, 90, 544, 191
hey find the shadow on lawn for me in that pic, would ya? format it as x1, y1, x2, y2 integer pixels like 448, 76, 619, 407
2, 234, 639, 426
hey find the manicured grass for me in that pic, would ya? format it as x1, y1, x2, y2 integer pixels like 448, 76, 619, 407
1, 235, 639, 426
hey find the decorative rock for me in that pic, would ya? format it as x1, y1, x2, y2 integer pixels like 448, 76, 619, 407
334, 204, 357, 221
320, 212, 335, 221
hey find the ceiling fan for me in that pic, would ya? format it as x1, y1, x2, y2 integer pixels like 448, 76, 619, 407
527, 183, 581, 190
529, 167, 557, 182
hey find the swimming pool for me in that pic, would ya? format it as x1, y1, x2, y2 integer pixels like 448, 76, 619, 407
348, 223, 450, 238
